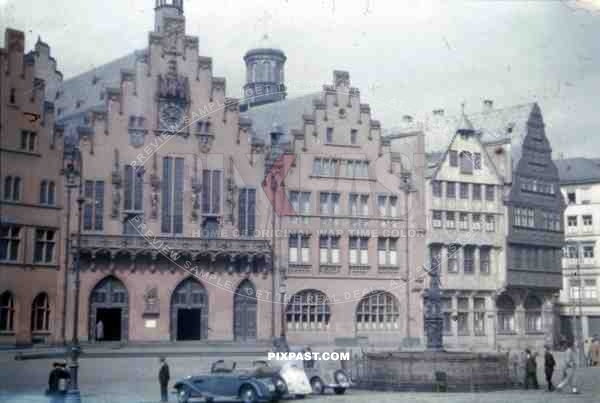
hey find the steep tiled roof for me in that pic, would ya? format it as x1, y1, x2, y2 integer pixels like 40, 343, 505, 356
57, 51, 139, 120
241, 92, 320, 143
554, 158, 600, 185
387, 103, 536, 171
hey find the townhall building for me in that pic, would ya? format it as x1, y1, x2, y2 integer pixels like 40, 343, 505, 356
50, 0, 426, 346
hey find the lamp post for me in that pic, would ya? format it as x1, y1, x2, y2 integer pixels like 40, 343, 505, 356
569, 240, 586, 367
279, 280, 287, 341
61, 154, 80, 344
65, 148, 84, 403
270, 168, 279, 340
400, 170, 415, 346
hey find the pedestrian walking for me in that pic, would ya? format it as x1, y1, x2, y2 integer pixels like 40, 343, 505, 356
591, 337, 600, 366
95, 319, 104, 342
158, 357, 170, 402
46, 361, 70, 403
557, 345, 578, 393
524, 349, 539, 390
584, 339, 591, 367
544, 345, 556, 391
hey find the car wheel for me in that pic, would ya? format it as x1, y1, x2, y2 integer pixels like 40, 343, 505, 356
239, 385, 258, 403
310, 377, 324, 394
177, 387, 190, 403
334, 387, 346, 395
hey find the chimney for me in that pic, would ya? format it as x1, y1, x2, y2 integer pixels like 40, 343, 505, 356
433, 109, 444, 116
483, 99, 493, 112
402, 115, 413, 123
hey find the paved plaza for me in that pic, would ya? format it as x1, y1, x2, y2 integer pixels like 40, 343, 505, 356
0, 352, 599, 403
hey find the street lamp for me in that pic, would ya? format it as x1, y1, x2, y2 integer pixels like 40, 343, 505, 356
568, 240, 586, 367
400, 170, 416, 346
65, 148, 84, 403
270, 167, 279, 340
60, 154, 80, 344
279, 280, 287, 340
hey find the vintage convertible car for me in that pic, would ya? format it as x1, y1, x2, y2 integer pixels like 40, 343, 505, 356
173, 360, 288, 403
253, 359, 312, 398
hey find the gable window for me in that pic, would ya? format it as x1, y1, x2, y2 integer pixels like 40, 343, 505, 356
474, 153, 482, 170
238, 188, 256, 237
3, 176, 21, 201
83, 181, 104, 231
39, 180, 56, 206
460, 151, 473, 174
485, 185, 495, 201
446, 182, 456, 199
124, 165, 144, 212
472, 184, 481, 200
460, 183, 469, 199
34, 229, 55, 264
201, 169, 222, 216
349, 237, 369, 265
162, 157, 185, 234
288, 234, 310, 264
20, 130, 37, 152
0, 225, 21, 262
432, 181, 442, 198
289, 191, 311, 224
378, 238, 397, 266
319, 235, 340, 264
449, 150, 458, 167
567, 192, 576, 204
350, 129, 358, 145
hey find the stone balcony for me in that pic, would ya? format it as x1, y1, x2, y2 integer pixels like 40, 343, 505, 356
72, 234, 272, 273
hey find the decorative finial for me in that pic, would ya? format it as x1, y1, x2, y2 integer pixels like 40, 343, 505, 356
461, 102, 466, 115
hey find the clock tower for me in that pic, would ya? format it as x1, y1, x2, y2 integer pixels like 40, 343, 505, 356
157, 59, 189, 134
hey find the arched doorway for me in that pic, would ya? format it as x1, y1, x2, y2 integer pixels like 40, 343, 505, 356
234, 280, 257, 341
171, 277, 208, 341
89, 276, 129, 342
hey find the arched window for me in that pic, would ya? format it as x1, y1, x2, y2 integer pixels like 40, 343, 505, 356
356, 291, 399, 330
460, 151, 473, 174
497, 294, 515, 334
31, 293, 50, 332
3, 177, 12, 200
48, 181, 55, 205
39, 180, 48, 204
286, 290, 330, 330
524, 295, 542, 333
0, 291, 15, 331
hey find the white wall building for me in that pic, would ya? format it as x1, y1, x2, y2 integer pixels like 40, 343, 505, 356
556, 158, 600, 342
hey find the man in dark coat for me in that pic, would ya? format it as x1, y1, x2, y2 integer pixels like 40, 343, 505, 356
524, 349, 539, 390
544, 345, 556, 391
47, 361, 70, 403
158, 357, 170, 402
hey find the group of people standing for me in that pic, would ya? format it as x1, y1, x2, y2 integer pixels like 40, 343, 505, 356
522, 345, 579, 393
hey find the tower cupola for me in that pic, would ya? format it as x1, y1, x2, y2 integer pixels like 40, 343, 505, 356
240, 35, 287, 111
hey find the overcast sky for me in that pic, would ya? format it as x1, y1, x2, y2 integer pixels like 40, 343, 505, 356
1, 0, 599, 158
